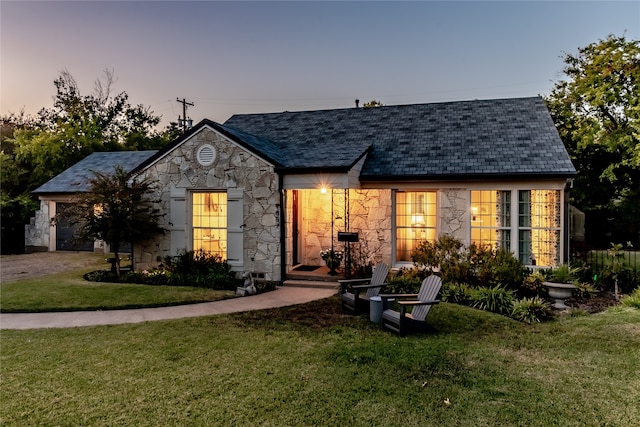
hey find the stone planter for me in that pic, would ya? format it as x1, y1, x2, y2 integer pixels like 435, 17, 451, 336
325, 259, 341, 275
544, 282, 576, 309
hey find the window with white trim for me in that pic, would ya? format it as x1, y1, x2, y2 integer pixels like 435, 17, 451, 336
470, 190, 511, 251
395, 191, 437, 262
192, 192, 227, 259
518, 190, 561, 266
469, 189, 562, 266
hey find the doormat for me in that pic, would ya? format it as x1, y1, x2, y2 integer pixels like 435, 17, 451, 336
293, 265, 320, 272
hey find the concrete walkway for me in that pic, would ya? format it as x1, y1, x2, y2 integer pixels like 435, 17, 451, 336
0, 287, 337, 330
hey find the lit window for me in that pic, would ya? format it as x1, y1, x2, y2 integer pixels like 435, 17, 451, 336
192, 192, 227, 258
395, 191, 437, 262
470, 190, 511, 250
518, 190, 561, 266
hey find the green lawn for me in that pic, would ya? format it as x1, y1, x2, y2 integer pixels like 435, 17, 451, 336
0, 269, 236, 312
2, 295, 639, 426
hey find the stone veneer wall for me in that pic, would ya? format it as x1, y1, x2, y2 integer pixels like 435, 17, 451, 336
134, 127, 281, 280
285, 189, 393, 270
349, 189, 393, 265
439, 189, 469, 243
24, 200, 50, 251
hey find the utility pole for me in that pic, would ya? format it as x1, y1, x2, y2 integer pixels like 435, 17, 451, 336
176, 98, 194, 131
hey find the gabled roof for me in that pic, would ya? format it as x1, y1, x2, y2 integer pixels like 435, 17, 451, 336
131, 119, 370, 174
33, 150, 157, 194
224, 96, 576, 180
129, 120, 290, 174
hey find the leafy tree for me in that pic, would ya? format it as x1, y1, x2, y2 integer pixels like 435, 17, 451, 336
363, 99, 384, 108
545, 34, 640, 246
1, 69, 175, 253
57, 167, 165, 278
0, 113, 41, 253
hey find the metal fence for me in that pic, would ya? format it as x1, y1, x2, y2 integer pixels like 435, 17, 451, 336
576, 249, 640, 292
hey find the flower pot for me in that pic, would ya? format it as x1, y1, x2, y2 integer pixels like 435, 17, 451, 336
544, 282, 576, 309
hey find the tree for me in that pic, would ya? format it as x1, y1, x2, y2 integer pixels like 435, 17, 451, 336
363, 99, 384, 108
57, 167, 165, 278
1, 69, 174, 253
545, 34, 640, 246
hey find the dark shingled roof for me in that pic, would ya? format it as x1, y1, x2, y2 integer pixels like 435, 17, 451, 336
33, 151, 158, 194
130, 120, 289, 174
224, 96, 576, 179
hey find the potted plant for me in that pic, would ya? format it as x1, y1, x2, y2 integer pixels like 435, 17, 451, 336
544, 264, 579, 309
321, 249, 343, 275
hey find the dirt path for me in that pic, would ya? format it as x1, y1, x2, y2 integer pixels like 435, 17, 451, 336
0, 252, 105, 283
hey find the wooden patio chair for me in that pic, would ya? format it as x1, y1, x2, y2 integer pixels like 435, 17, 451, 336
339, 263, 389, 314
379, 275, 442, 336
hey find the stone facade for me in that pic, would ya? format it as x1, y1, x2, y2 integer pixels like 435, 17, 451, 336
134, 126, 281, 280
284, 189, 393, 271
348, 189, 393, 265
439, 189, 469, 242
24, 201, 50, 251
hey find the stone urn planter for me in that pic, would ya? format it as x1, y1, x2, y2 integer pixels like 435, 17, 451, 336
544, 282, 577, 309
321, 249, 343, 276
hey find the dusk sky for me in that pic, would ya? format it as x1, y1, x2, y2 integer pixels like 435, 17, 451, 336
2, 1, 638, 128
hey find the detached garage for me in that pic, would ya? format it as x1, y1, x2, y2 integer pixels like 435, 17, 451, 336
25, 151, 157, 252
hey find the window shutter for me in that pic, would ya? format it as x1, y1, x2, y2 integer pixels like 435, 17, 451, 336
170, 196, 186, 255
226, 188, 244, 271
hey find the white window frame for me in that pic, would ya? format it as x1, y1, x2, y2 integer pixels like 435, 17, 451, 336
468, 186, 565, 267
392, 190, 438, 264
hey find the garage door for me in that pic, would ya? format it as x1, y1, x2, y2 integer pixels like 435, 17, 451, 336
55, 203, 94, 251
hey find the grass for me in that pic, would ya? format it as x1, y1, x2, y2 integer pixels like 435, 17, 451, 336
0, 268, 236, 313
2, 295, 639, 426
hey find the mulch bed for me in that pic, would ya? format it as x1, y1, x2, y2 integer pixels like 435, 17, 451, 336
568, 291, 621, 314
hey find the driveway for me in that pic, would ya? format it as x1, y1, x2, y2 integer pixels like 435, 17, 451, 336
0, 252, 104, 283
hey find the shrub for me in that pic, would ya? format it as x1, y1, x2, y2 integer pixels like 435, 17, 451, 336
549, 264, 580, 284
163, 249, 237, 290
521, 271, 546, 297
384, 274, 422, 294
411, 236, 524, 289
145, 270, 173, 286
511, 297, 553, 324
166, 249, 224, 276
473, 246, 525, 289
470, 285, 515, 315
621, 287, 640, 309
573, 282, 598, 299
441, 282, 474, 305
84, 270, 118, 283
411, 235, 466, 282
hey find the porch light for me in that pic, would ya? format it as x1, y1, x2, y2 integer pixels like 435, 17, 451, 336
320, 187, 328, 194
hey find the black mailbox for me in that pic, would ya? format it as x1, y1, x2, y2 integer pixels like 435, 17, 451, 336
337, 232, 359, 242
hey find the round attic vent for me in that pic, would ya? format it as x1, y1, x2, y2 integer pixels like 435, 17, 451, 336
196, 144, 216, 166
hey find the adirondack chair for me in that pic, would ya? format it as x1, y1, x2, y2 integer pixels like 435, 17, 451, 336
379, 275, 442, 336
339, 263, 389, 314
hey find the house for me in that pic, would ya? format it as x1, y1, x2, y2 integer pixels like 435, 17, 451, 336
27, 97, 576, 282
